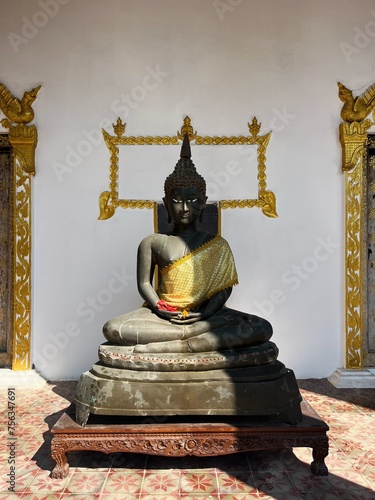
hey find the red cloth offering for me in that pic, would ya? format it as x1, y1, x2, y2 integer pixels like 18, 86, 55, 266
156, 300, 178, 312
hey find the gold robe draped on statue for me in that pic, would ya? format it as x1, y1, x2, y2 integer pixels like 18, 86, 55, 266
158, 235, 238, 311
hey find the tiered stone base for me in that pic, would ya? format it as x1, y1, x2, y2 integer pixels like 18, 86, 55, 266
74, 360, 302, 426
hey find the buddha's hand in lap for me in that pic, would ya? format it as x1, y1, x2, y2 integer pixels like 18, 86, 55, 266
154, 308, 181, 322
169, 311, 203, 325
155, 308, 203, 325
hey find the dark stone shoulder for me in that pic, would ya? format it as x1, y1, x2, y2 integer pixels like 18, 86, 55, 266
138, 233, 169, 252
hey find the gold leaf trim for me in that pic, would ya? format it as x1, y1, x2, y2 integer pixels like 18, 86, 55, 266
0, 82, 40, 370
99, 116, 276, 219
160, 234, 221, 273
338, 81, 375, 369
12, 160, 32, 370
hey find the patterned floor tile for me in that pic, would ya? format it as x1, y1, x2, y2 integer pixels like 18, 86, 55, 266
220, 494, 258, 500
278, 448, 311, 472
0, 468, 36, 495
21, 494, 62, 499
142, 471, 180, 495
139, 494, 180, 500
100, 495, 138, 500
355, 404, 375, 414
248, 450, 287, 472
9, 454, 41, 474
180, 471, 218, 494
292, 446, 314, 464
0, 438, 29, 455
288, 470, 333, 494
18, 413, 48, 427
252, 471, 299, 495
12, 404, 36, 414
63, 471, 107, 495
216, 471, 257, 494
0, 441, 11, 454
357, 466, 375, 490
334, 436, 367, 455
326, 401, 361, 413
25, 468, 71, 494
327, 469, 373, 491
179, 495, 220, 500
101, 470, 143, 495
339, 491, 375, 500
350, 452, 375, 473
324, 449, 353, 471
13, 425, 44, 441
0, 379, 374, 498
21, 440, 50, 460
31, 404, 67, 414
301, 493, 340, 500
59, 495, 101, 500
214, 452, 251, 472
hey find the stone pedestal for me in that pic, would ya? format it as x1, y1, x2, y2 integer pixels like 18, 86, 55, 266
328, 368, 375, 388
74, 360, 302, 426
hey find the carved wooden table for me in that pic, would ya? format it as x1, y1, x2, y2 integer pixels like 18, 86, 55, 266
50, 400, 329, 479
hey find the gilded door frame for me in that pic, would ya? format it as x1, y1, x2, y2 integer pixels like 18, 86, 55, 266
0, 82, 40, 370
338, 81, 375, 368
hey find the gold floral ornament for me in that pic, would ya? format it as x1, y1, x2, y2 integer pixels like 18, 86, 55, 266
249, 116, 261, 137
99, 116, 277, 220
113, 117, 126, 138
338, 80, 375, 369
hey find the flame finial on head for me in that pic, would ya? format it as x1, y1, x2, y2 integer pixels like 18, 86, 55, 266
180, 132, 191, 159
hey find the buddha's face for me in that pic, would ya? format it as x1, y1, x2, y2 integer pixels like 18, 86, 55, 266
165, 186, 206, 227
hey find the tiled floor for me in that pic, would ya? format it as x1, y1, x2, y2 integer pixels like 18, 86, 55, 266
0, 378, 375, 499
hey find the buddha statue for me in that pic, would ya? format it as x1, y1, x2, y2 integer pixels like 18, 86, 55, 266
74, 134, 302, 427
102, 134, 272, 354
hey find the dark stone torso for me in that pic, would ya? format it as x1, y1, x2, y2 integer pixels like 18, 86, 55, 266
148, 230, 214, 268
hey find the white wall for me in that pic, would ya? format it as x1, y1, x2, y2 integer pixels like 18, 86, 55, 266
1, 0, 375, 379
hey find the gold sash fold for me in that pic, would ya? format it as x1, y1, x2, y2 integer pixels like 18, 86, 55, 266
158, 235, 238, 310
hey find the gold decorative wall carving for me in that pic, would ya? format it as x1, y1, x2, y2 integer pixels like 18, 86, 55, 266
0, 136, 13, 367
99, 116, 277, 220
0, 82, 40, 370
338, 81, 375, 369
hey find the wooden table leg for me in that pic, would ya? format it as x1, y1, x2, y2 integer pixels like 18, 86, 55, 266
310, 437, 329, 476
51, 440, 69, 479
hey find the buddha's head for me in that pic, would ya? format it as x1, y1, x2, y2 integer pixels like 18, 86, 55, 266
163, 134, 207, 227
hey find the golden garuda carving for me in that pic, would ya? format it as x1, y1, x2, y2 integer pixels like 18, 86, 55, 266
338, 81, 375, 172
0, 83, 41, 125
0, 82, 41, 175
338, 81, 375, 123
